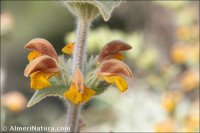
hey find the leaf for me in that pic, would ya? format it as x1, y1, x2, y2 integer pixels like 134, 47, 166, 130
83, 55, 98, 75
87, 1, 122, 21
83, 56, 110, 95
64, 1, 122, 21
27, 77, 68, 108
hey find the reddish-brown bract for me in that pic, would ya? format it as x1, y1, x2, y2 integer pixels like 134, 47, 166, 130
96, 59, 133, 78
25, 38, 58, 60
24, 55, 58, 77
71, 68, 84, 93
98, 40, 132, 62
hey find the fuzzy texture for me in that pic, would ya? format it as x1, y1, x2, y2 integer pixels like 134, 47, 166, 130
64, 1, 122, 21
67, 18, 91, 132
67, 102, 81, 132
65, 2, 100, 21
72, 19, 90, 71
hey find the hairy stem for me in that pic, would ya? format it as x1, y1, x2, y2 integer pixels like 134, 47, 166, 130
72, 19, 90, 71
67, 102, 81, 132
67, 19, 90, 132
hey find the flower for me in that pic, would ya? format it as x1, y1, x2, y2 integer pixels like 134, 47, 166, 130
62, 42, 75, 55
96, 40, 133, 92
154, 118, 175, 133
182, 99, 199, 132
64, 68, 95, 104
1, 12, 14, 35
176, 26, 190, 41
98, 40, 132, 62
170, 44, 186, 64
24, 38, 59, 90
161, 91, 182, 113
180, 70, 199, 91
1, 91, 27, 112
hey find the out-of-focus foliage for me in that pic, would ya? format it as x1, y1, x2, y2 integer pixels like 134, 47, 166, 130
66, 27, 143, 59
1, 1, 199, 132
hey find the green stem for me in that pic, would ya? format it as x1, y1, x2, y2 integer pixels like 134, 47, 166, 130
67, 19, 90, 132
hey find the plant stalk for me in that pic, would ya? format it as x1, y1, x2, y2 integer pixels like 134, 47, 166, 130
72, 19, 90, 71
67, 19, 90, 132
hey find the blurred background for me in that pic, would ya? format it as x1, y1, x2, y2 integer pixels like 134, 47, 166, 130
1, 1, 199, 132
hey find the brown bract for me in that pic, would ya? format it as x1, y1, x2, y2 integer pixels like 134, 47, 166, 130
71, 68, 84, 93
25, 38, 58, 60
96, 59, 133, 78
24, 55, 58, 77
98, 40, 132, 62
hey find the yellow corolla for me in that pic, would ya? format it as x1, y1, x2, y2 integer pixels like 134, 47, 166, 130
64, 68, 95, 104
161, 91, 181, 113
96, 59, 133, 92
96, 40, 133, 92
62, 42, 75, 55
154, 118, 175, 133
24, 38, 59, 90
170, 45, 186, 64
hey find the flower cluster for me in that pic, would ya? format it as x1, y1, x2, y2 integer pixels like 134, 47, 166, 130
24, 39, 133, 104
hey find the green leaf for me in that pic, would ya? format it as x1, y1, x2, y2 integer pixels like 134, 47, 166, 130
27, 77, 68, 108
64, 1, 122, 21
87, 1, 122, 21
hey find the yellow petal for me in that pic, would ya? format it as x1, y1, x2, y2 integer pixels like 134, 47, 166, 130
62, 43, 74, 55
64, 84, 95, 104
30, 71, 55, 90
27, 50, 41, 62
102, 75, 128, 92
113, 53, 124, 60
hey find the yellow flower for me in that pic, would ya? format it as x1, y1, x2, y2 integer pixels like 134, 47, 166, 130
170, 44, 186, 64
64, 68, 95, 104
1, 91, 27, 112
96, 40, 133, 92
62, 42, 75, 55
161, 91, 181, 113
24, 38, 59, 90
180, 70, 199, 92
96, 59, 132, 92
154, 118, 175, 133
